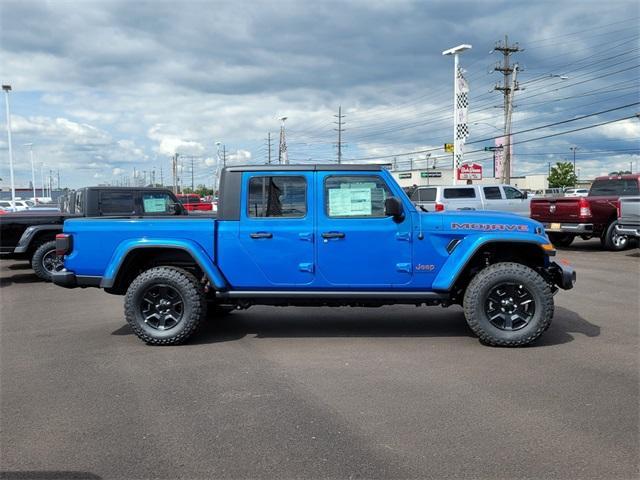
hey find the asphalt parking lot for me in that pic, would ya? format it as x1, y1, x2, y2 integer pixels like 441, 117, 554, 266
1, 240, 638, 480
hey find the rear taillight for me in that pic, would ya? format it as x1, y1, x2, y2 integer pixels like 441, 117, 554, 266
578, 197, 591, 218
435, 202, 445, 212
55, 233, 72, 256
616, 200, 621, 219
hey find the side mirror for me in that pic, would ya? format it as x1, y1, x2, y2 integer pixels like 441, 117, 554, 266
384, 197, 404, 222
171, 203, 185, 215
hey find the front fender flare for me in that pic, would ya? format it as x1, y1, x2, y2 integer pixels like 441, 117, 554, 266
432, 234, 550, 292
100, 238, 228, 290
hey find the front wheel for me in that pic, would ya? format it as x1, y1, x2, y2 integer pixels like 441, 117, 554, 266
463, 262, 554, 347
124, 267, 207, 345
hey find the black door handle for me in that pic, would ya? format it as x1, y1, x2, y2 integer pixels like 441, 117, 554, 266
321, 232, 346, 239
250, 232, 273, 239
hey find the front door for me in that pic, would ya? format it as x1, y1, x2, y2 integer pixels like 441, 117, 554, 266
237, 173, 315, 286
316, 172, 413, 287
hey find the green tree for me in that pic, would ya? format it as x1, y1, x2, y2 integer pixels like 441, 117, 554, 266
548, 162, 577, 188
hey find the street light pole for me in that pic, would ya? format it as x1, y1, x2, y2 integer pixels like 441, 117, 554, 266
442, 44, 472, 185
570, 146, 578, 186
24, 143, 36, 200
2, 85, 16, 203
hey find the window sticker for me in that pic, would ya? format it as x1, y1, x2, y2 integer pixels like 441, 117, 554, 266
329, 188, 372, 216
143, 196, 168, 213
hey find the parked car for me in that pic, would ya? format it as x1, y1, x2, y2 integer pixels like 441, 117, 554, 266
54, 164, 575, 347
564, 188, 589, 197
0, 200, 31, 211
0, 186, 186, 281
616, 196, 640, 239
530, 174, 640, 250
410, 184, 531, 216
176, 193, 213, 212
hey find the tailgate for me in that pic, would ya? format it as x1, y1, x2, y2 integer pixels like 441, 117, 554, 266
530, 198, 581, 222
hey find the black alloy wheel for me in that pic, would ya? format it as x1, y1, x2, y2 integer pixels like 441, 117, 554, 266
484, 283, 535, 331
140, 284, 185, 331
42, 249, 64, 274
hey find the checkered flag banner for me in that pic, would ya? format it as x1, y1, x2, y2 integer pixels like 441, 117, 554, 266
454, 67, 469, 169
279, 124, 288, 164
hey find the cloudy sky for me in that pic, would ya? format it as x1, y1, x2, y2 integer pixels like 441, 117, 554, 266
1, 0, 638, 189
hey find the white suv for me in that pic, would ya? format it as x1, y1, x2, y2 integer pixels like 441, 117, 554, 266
410, 184, 531, 216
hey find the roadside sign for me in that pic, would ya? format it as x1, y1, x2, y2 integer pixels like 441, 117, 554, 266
420, 171, 442, 178
458, 163, 482, 180
444, 143, 454, 153
398, 172, 412, 179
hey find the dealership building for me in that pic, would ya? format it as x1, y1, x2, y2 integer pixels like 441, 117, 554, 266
389, 165, 549, 192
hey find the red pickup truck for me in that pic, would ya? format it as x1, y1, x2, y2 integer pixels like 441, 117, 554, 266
176, 193, 213, 212
531, 174, 640, 250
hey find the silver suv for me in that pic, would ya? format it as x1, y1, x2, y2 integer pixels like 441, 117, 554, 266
410, 184, 531, 216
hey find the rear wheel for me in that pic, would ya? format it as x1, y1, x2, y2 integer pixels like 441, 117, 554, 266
547, 232, 574, 248
463, 262, 554, 347
31, 240, 64, 281
602, 221, 628, 251
124, 266, 206, 345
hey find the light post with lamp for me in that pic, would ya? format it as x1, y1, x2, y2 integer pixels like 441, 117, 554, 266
3, 85, 16, 203
442, 44, 472, 185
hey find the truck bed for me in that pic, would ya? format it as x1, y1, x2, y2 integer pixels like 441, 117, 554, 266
63, 217, 216, 277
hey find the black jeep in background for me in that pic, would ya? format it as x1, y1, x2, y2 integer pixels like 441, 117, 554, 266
0, 186, 186, 281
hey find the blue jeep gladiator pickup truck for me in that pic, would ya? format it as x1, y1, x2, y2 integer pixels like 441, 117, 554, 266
53, 165, 575, 347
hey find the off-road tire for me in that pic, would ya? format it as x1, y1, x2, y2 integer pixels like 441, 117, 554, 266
547, 232, 574, 248
602, 221, 628, 251
463, 262, 554, 347
124, 266, 206, 345
31, 240, 61, 281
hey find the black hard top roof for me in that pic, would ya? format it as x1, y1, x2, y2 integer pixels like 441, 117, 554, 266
224, 164, 387, 173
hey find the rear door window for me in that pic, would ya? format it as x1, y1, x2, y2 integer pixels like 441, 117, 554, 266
411, 188, 436, 202
443, 187, 476, 199
99, 191, 136, 215
248, 176, 307, 218
483, 187, 502, 200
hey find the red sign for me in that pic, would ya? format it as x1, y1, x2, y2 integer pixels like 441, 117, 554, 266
458, 163, 483, 180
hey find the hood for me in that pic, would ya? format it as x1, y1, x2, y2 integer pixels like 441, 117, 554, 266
429, 210, 544, 235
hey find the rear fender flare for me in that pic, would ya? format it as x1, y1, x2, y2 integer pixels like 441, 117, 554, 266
101, 238, 227, 289
14, 225, 62, 253
432, 233, 549, 291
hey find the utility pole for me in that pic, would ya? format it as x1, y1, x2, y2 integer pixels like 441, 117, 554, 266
160, 166, 163, 186
570, 146, 578, 186
334, 105, 345, 164
266, 132, 272, 164
172, 154, 179, 194
278, 117, 288, 164
494, 35, 521, 184
57, 170, 60, 190
24, 143, 36, 200
190, 157, 195, 190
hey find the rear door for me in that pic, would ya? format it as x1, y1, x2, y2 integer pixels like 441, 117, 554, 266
316, 172, 412, 287
442, 187, 478, 210
237, 172, 315, 286
482, 186, 504, 211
